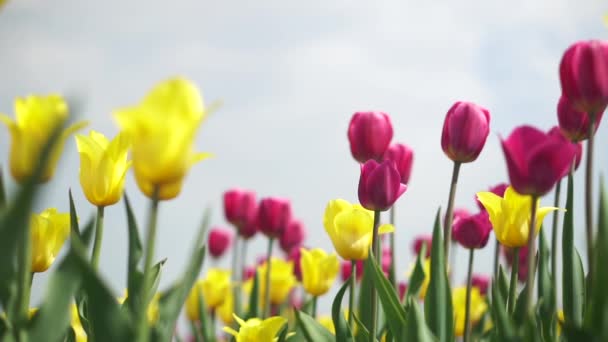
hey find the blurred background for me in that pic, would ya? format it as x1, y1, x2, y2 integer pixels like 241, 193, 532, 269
0, 0, 607, 331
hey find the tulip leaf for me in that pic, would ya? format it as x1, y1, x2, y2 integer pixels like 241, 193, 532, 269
405, 244, 426, 300
512, 283, 528, 325
277, 324, 289, 342
490, 280, 516, 340
403, 297, 436, 342
562, 173, 584, 326
331, 278, 353, 341
352, 312, 371, 342
537, 229, 555, 340
0, 167, 6, 209
357, 260, 374, 333
294, 310, 334, 342
197, 290, 214, 342
497, 265, 509, 305
424, 208, 454, 342
246, 270, 260, 320
124, 193, 143, 317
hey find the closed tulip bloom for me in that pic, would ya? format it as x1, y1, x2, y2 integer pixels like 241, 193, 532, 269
412, 235, 432, 257
224, 189, 258, 233
383, 143, 414, 184
31, 208, 71, 273
557, 95, 603, 142
223, 314, 287, 342
358, 160, 407, 211
257, 197, 292, 238
547, 127, 583, 174
208, 227, 234, 258
559, 40, 608, 114
477, 186, 558, 248
279, 219, 306, 253
185, 269, 231, 321
257, 257, 297, 305
287, 247, 304, 281
300, 248, 339, 296
441, 101, 491, 163
0, 95, 87, 183
75, 131, 131, 207
217, 293, 235, 325
471, 274, 490, 296
452, 211, 492, 249
348, 111, 393, 163
501, 125, 577, 196
323, 199, 394, 260
113, 78, 211, 200
340, 260, 363, 282
476, 183, 508, 210
452, 286, 488, 337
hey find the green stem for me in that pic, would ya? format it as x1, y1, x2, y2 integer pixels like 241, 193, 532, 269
16, 217, 32, 333
264, 238, 274, 318
508, 248, 519, 314
525, 195, 539, 313
550, 180, 561, 310
585, 113, 596, 290
463, 249, 475, 342
348, 260, 356, 330
136, 186, 160, 342
369, 210, 381, 342
493, 238, 500, 281
443, 161, 461, 262
91, 206, 105, 269
389, 206, 396, 288
231, 234, 241, 318
311, 296, 318, 319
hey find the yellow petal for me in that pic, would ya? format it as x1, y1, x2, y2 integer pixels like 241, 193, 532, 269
378, 224, 394, 234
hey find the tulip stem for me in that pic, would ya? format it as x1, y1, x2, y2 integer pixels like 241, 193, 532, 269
584, 113, 596, 289
91, 206, 105, 269
16, 218, 32, 333
231, 234, 242, 318
443, 161, 461, 262
348, 260, 356, 331
525, 195, 539, 313
136, 186, 160, 342
264, 238, 274, 318
389, 206, 396, 288
550, 180, 561, 311
508, 248, 519, 314
369, 210, 381, 342
311, 296, 318, 318
464, 249, 475, 342
493, 238, 500, 282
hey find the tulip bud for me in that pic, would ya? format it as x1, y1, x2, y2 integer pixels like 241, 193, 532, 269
557, 95, 604, 142
358, 160, 407, 211
559, 40, 608, 115
287, 247, 303, 281
448, 208, 471, 241
476, 183, 508, 210
383, 143, 414, 184
452, 211, 492, 249
279, 219, 306, 253
348, 111, 393, 163
340, 260, 363, 282
441, 101, 491, 163
223, 188, 258, 234
207, 227, 234, 259
257, 197, 292, 238
471, 274, 490, 296
412, 235, 432, 257
547, 126, 583, 175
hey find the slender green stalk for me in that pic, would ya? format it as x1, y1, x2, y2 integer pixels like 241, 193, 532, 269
348, 260, 356, 330
463, 249, 475, 342
493, 238, 500, 281
443, 161, 462, 261
389, 206, 396, 288
369, 210, 381, 342
16, 220, 32, 332
231, 234, 241, 318
508, 248, 519, 314
264, 238, 275, 318
550, 180, 562, 309
136, 186, 160, 342
525, 195, 539, 313
91, 206, 106, 269
311, 296, 318, 318
584, 113, 596, 288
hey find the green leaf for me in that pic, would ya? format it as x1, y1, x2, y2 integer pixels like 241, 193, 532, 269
562, 174, 584, 327
277, 324, 289, 342
197, 288, 214, 342
537, 228, 553, 310
497, 266, 509, 305
294, 310, 333, 342
490, 280, 516, 341
403, 297, 436, 342
357, 260, 374, 334
246, 271, 260, 320
405, 244, 426, 300
512, 284, 528, 325
124, 193, 143, 316
352, 312, 371, 342
0, 166, 6, 209
424, 209, 453, 341
331, 278, 353, 341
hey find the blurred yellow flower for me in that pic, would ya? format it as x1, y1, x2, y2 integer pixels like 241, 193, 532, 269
71, 304, 87, 342
258, 258, 297, 305
0, 95, 87, 183
477, 186, 558, 248
31, 208, 70, 273
557, 309, 564, 336
223, 314, 287, 342
452, 286, 487, 337
217, 292, 235, 325
185, 269, 231, 321
317, 315, 335, 335
113, 78, 211, 200
75, 131, 131, 207
300, 248, 339, 296
323, 199, 394, 260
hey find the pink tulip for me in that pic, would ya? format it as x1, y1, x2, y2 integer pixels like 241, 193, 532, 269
207, 227, 234, 258
399, 282, 408, 300
358, 160, 407, 211
449, 208, 471, 241
503, 246, 529, 282
239, 221, 258, 240
243, 265, 256, 280
453, 211, 492, 249
341, 260, 363, 282
471, 274, 490, 295
441, 101, 491, 163
476, 183, 508, 210
256, 197, 292, 238
382, 247, 392, 276
547, 126, 583, 175
412, 235, 432, 257
559, 40, 608, 114
287, 247, 304, 281
223, 189, 258, 235
501, 125, 577, 196
383, 143, 414, 185
279, 219, 306, 253
557, 95, 604, 142
348, 111, 394, 163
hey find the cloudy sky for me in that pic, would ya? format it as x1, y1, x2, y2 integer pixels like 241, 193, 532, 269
0, 0, 607, 326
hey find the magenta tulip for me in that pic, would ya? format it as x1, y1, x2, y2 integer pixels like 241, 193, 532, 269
547, 126, 583, 174
383, 143, 414, 184
559, 40, 608, 115
399, 282, 408, 300
501, 125, 577, 196
243, 265, 256, 280
557, 95, 604, 142
279, 219, 306, 253
341, 260, 363, 282
358, 160, 407, 211
223, 188, 258, 234
471, 274, 490, 295
207, 227, 234, 258
256, 197, 292, 238
412, 235, 432, 257
452, 211, 492, 249
476, 183, 508, 210
441, 101, 491, 163
348, 111, 394, 163
287, 247, 304, 281
503, 246, 529, 282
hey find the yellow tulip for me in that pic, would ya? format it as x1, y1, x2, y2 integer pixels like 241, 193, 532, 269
257, 258, 297, 305
75, 131, 131, 207
452, 286, 488, 337
31, 208, 70, 273
223, 314, 287, 342
185, 269, 231, 321
71, 304, 87, 342
323, 199, 394, 260
317, 315, 335, 335
113, 78, 211, 200
217, 292, 235, 325
0, 95, 87, 183
557, 310, 564, 336
477, 186, 558, 248
300, 248, 339, 296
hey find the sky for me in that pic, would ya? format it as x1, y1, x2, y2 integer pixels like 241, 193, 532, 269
0, 0, 607, 330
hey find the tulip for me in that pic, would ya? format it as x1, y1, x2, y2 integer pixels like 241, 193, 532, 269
452, 286, 488, 337
287, 248, 303, 281
114, 78, 211, 200
503, 246, 530, 282
185, 269, 231, 321
347, 111, 393, 163
256, 257, 297, 306
217, 293, 234, 325
223, 315, 287, 341
412, 235, 432, 257
318, 315, 336, 335
383, 143, 414, 184
279, 219, 306, 253
257, 197, 292, 238
441, 101, 491, 163
471, 275, 490, 296
477, 186, 558, 248
453, 211, 492, 249
547, 127, 583, 175
323, 199, 394, 260
300, 248, 340, 296
0, 95, 87, 183
559, 40, 608, 115
208, 227, 234, 259
398, 282, 408, 300
71, 304, 87, 342
31, 208, 71, 273
340, 260, 363, 282
557, 95, 603, 142
243, 265, 256, 281
223, 188, 258, 235
476, 183, 508, 210
501, 125, 577, 196
381, 247, 392, 277
357, 160, 407, 212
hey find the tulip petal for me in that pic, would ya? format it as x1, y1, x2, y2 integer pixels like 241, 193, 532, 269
378, 224, 395, 234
